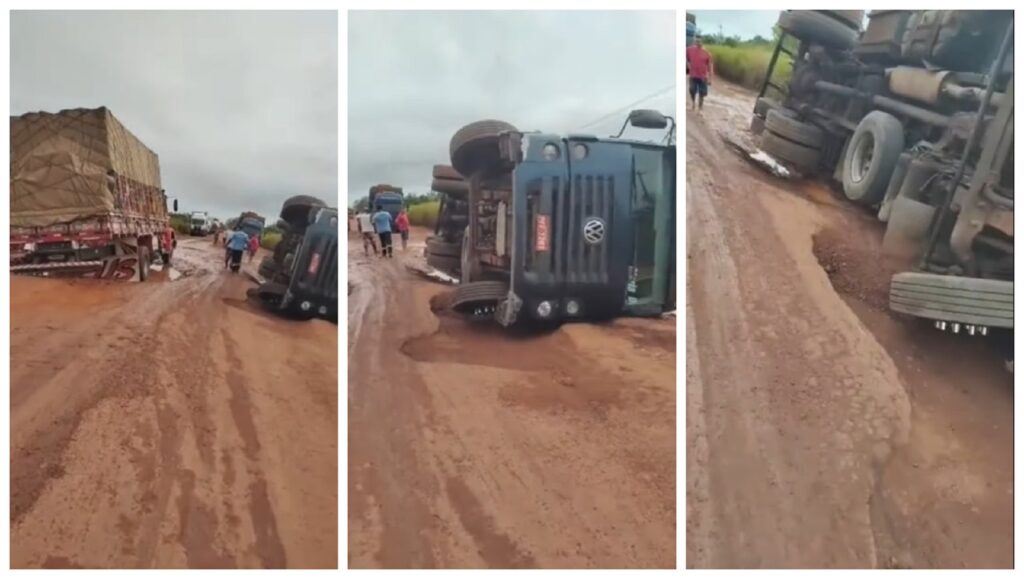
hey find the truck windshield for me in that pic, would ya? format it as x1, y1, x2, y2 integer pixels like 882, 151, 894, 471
627, 145, 674, 312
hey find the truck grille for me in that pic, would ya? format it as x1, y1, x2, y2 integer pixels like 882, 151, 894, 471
550, 173, 614, 284
308, 235, 338, 298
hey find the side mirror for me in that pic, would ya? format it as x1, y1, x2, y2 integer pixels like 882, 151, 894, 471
628, 109, 668, 129
173, 199, 179, 212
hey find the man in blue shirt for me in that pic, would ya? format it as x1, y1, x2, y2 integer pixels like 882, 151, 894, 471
225, 229, 250, 269
371, 206, 394, 258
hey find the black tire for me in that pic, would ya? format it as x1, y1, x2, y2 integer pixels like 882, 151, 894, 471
451, 281, 509, 314
431, 177, 469, 197
281, 195, 326, 227
890, 272, 1013, 329
842, 111, 905, 206
426, 253, 459, 274
824, 10, 864, 30
761, 131, 820, 170
426, 237, 460, 258
778, 10, 859, 50
432, 164, 463, 180
765, 109, 823, 147
450, 119, 517, 177
754, 97, 781, 118
258, 256, 279, 279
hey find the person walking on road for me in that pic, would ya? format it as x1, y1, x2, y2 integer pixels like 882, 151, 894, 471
356, 210, 378, 256
395, 209, 410, 252
371, 205, 394, 258
225, 229, 249, 269
247, 233, 260, 263
686, 36, 714, 113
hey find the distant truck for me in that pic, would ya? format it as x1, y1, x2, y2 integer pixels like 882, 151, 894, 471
753, 10, 1013, 334
10, 107, 176, 281
235, 211, 266, 240
368, 184, 404, 222
189, 211, 210, 236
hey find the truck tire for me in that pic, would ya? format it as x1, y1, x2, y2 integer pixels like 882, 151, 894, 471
450, 120, 517, 177
258, 255, 279, 279
842, 111, 905, 206
824, 10, 865, 30
426, 253, 459, 275
778, 10, 859, 50
761, 131, 820, 171
451, 281, 509, 316
432, 177, 470, 197
890, 272, 1013, 329
426, 237, 460, 258
765, 109, 823, 147
754, 97, 782, 118
281, 195, 326, 228
432, 164, 463, 180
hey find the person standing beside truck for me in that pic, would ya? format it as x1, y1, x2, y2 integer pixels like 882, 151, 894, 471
371, 205, 394, 258
225, 229, 249, 270
247, 233, 260, 263
395, 209, 410, 251
356, 210, 378, 256
686, 36, 713, 113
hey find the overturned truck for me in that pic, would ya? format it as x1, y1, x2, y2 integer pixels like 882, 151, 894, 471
753, 10, 1013, 334
426, 110, 677, 326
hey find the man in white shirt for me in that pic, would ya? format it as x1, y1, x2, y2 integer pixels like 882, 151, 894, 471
356, 211, 378, 256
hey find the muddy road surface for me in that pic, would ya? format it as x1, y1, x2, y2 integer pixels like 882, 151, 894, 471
10, 236, 338, 568
686, 82, 1012, 569
348, 229, 676, 569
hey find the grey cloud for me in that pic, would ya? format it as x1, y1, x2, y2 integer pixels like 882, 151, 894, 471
11, 10, 338, 222
348, 10, 676, 204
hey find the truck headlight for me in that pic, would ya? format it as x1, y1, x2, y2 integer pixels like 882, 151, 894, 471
542, 143, 560, 161
565, 299, 581, 316
536, 300, 553, 318
572, 143, 588, 160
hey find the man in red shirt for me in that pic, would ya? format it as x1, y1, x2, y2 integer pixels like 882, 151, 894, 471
686, 36, 714, 113
395, 209, 411, 251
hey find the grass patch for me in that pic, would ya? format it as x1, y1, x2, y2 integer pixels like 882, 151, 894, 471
705, 43, 792, 93
169, 213, 191, 235
408, 201, 440, 228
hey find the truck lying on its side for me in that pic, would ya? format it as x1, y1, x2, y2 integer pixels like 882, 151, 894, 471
10, 107, 176, 281
252, 195, 338, 322
752, 10, 1013, 335
425, 109, 677, 326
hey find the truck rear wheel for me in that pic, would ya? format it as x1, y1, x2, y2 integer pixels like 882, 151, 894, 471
765, 109, 823, 147
761, 131, 820, 171
432, 164, 463, 180
427, 237, 460, 258
450, 120, 517, 177
843, 111, 905, 206
777, 10, 859, 50
431, 177, 469, 197
451, 281, 509, 317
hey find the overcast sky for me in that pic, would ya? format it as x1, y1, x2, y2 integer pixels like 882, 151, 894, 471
348, 11, 675, 205
11, 11, 338, 222
689, 10, 780, 40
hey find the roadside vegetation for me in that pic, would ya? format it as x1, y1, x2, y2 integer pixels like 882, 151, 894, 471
699, 27, 796, 95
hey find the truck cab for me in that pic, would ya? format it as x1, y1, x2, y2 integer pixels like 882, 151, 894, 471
448, 110, 676, 326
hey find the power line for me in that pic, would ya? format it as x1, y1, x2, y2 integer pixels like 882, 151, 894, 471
577, 84, 676, 131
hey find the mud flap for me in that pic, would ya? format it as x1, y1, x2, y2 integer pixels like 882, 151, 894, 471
881, 197, 935, 263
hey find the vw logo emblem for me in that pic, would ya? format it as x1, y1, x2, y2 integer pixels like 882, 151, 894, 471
583, 218, 606, 244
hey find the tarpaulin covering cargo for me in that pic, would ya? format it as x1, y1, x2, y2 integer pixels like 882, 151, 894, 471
10, 107, 166, 228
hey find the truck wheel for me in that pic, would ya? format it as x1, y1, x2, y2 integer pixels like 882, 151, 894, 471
450, 120, 518, 177
765, 109, 823, 147
427, 237, 460, 258
843, 111, 905, 206
824, 10, 865, 30
431, 177, 469, 197
426, 253, 460, 275
761, 131, 820, 171
777, 10, 859, 50
432, 164, 463, 180
450, 281, 509, 317
281, 195, 326, 228
753, 97, 782, 118
258, 256, 279, 279
890, 272, 1013, 329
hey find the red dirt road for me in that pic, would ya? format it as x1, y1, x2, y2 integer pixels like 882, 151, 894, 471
9, 237, 338, 568
348, 229, 676, 568
686, 82, 1012, 569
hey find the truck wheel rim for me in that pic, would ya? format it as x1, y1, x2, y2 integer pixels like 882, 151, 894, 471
850, 135, 874, 184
